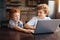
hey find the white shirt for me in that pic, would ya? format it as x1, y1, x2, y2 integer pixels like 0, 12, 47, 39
9, 20, 23, 28
27, 16, 51, 27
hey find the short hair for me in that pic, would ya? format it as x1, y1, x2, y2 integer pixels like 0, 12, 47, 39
9, 8, 20, 19
37, 4, 50, 15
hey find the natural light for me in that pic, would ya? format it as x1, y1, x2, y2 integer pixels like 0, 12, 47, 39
58, 0, 60, 12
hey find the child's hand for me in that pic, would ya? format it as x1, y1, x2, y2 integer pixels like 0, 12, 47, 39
30, 30, 34, 33
24, 29, 34, 33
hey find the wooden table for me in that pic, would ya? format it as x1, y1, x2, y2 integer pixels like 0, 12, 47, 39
0, 28, 60, 40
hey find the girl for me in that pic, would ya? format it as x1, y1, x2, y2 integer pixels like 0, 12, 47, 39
9, 8, 33, 33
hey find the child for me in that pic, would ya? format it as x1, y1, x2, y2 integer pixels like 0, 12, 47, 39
9, 8, 33, 33
24, 4, 51, 30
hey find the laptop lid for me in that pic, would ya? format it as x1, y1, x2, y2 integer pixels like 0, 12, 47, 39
34, 19, 60, 34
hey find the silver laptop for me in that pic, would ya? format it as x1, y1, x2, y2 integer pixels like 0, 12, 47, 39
34, 19, 60, 34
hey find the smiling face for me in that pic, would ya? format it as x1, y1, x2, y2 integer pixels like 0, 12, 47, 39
37, 10, 47, 19
37, 4, 50, 16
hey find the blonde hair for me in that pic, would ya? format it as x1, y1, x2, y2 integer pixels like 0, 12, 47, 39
37, 4, 50, 15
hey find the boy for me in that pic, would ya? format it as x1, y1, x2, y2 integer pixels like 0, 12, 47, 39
24, 4, 51, 30
9, 8, 33, 33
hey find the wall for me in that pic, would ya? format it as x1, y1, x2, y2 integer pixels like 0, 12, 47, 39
0, 0, 6, 21
55, 0, 60, 19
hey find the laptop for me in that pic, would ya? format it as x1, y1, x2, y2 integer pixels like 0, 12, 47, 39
33, 19, 60, 34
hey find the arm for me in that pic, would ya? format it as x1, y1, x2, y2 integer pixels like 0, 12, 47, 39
9, 20, 33, 33
24, 17, 36, 30
13, 25, 26, 32
13, 26, 34, 33
24, 24, 35, 30
9, 23, 33, 33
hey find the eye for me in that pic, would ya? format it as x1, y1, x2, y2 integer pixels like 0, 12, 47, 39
44, 7, 47, 9
39, 11, 43, 14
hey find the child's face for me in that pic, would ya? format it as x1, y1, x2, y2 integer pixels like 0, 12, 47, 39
12, 13, 20, 22
37, 10, 46, 18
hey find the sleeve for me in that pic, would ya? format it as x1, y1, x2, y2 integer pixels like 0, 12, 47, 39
9, 20, 15, 28
27, 17, 36, 26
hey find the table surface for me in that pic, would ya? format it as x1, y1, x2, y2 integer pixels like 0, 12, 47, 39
0, 28, 60, 40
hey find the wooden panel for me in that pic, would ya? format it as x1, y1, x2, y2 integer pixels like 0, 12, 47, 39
0, 28, 60, 40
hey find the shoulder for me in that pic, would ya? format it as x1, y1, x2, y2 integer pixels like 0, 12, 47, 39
9, 20, 14, 23
27, 16, 37, 25
28, 16, 38, 22
9, 20, 15, 28
31, 16, 38, 20
9, 20, 16, 26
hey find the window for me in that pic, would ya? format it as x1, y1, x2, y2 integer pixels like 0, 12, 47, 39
48, 1, 55, 18
58, 0, 60, 12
